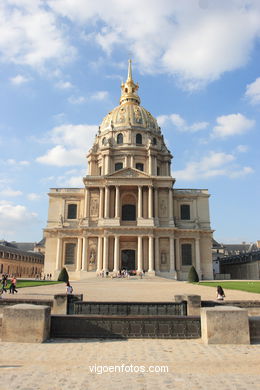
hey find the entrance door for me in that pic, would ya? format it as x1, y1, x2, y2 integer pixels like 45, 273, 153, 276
121, 249, 135, 271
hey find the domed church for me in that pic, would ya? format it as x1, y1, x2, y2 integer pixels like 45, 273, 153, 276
44, 61, 213, 280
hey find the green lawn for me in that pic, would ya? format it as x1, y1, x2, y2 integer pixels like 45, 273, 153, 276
5, 280, 62, 289
196, 281, 260, 294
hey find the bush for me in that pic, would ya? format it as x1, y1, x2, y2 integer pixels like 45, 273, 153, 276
58, 267, 69, 283
188, 266, 199, 283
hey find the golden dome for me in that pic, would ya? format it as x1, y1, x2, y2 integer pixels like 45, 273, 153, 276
99, 60, 160, 133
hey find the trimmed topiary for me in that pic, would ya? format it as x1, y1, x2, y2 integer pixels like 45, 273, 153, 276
188, 265, 199, 283
58, 267, 69, 283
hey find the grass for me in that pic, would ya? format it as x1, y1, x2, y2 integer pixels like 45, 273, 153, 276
5, 280, 62, 289
196, 281, 260, 294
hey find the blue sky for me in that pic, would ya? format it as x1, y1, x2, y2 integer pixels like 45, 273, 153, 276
0, 0, 259, 244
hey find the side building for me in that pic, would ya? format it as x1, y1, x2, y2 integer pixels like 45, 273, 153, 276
44, 62, 213, 281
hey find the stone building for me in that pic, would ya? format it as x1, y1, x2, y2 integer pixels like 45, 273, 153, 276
0, 241, 44, 277
44, 61, 213, 280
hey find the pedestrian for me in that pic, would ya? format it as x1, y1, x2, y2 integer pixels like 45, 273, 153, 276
9, 276, 18, 294
216, 285, 225, 300
1, 274, 8, 293
66, 281, 73, 294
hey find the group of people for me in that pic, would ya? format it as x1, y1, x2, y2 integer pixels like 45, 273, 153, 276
97, 269, 146, 279
1, 274, 18, 295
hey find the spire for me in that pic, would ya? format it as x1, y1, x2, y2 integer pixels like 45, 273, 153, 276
127, 59, 133, 81
120, 60, 140, 106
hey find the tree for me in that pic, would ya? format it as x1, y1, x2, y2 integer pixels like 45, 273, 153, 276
188, 265, 199, 283
58, 267, 69, 283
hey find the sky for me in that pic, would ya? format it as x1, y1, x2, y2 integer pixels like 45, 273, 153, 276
0, 0, 259, 244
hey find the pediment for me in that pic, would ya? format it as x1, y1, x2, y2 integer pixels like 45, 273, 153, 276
108, 168, 151, 178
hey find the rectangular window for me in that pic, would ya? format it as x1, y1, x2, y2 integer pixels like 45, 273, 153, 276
180, 204, 190, 220
67, 204, 77, 219
115, 162, 123, 171
64, 243, 76, 265
181, 244, 192, 266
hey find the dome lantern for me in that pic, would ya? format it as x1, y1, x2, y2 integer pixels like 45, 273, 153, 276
120, 59, 140, 106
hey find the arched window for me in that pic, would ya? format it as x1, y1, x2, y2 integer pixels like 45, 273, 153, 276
67, 204, 77, 219
122, 205, 136, 221
115, 162, 123, 171
180, 204, 190, 220
153, 137, 157, 145
117, 133, 123, 144
136, 133, 142, 145
135, 163, 144, 171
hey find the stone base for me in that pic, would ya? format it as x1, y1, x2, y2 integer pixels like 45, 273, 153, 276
2, 304, 51, 343
201, 306, 250, 344
175, 294, 201, 316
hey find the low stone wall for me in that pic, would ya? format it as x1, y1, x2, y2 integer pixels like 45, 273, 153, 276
249, 317, 260, 343
74, 301, 187, 316
51, 315, 200, 339
0, 298, 53, 314
202, 301, 260, 316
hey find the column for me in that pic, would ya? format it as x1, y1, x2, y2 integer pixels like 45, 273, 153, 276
97, 236, 103, 272
81, 236, 88, 271
148, 236, 154, 272
113, 235, 119, 272
137, 236, 143, 272
168, 188, 174, 224
84, 188, 90, 218
130, 155, 134, 168
138, 186, 142, 218
103, 236, 109, 272
76, 237, 83, 271
148, 186, 153, 218
99, 187, 104, 218
115, 186, 120, 218
155, 237, 160, 272
148, 155, 153, 175
175, 238, 180, 271
55, 237, 62, 271
195, 238, 201, 277
169, 236, 176, 273
104, 186, 110, 218
124, 155, 128, 168
154, 188, 159, 220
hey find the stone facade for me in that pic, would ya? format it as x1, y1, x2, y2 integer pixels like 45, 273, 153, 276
44, 61, 213, 281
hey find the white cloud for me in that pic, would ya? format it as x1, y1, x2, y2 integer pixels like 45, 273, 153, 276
91, 91, 109, 101
47, 0, 260, 89
0, 200, 38, 239
0, 1, 75, 69
174, 151, 253, 181
10, 74, 30, 85
236, 145, 249, 153
157, 113, 208, 132
27, 193, 42, 201
55, 80, 74, 89
212, 113, 255, 138
0, 188, 22, 197
36, 124, 98, 166
68, 95, 87, 105
245, 77, 260, 105
6, 159, 30, 166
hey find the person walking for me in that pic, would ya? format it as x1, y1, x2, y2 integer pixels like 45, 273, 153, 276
1, 274, 8, 293
216, 285, 225, 300
9, 276, 18, 294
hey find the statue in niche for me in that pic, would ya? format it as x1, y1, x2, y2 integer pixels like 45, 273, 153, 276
58, 214, 63, 227
161, 252, 167, 264
89, 249, 96, 264
134, 108, 142, 123
160, 199, 167, 216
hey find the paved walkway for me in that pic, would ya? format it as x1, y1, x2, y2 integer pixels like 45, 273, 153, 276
1, 277, 260, 389
4, 276, 260, 301
0, 338, 259, 390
